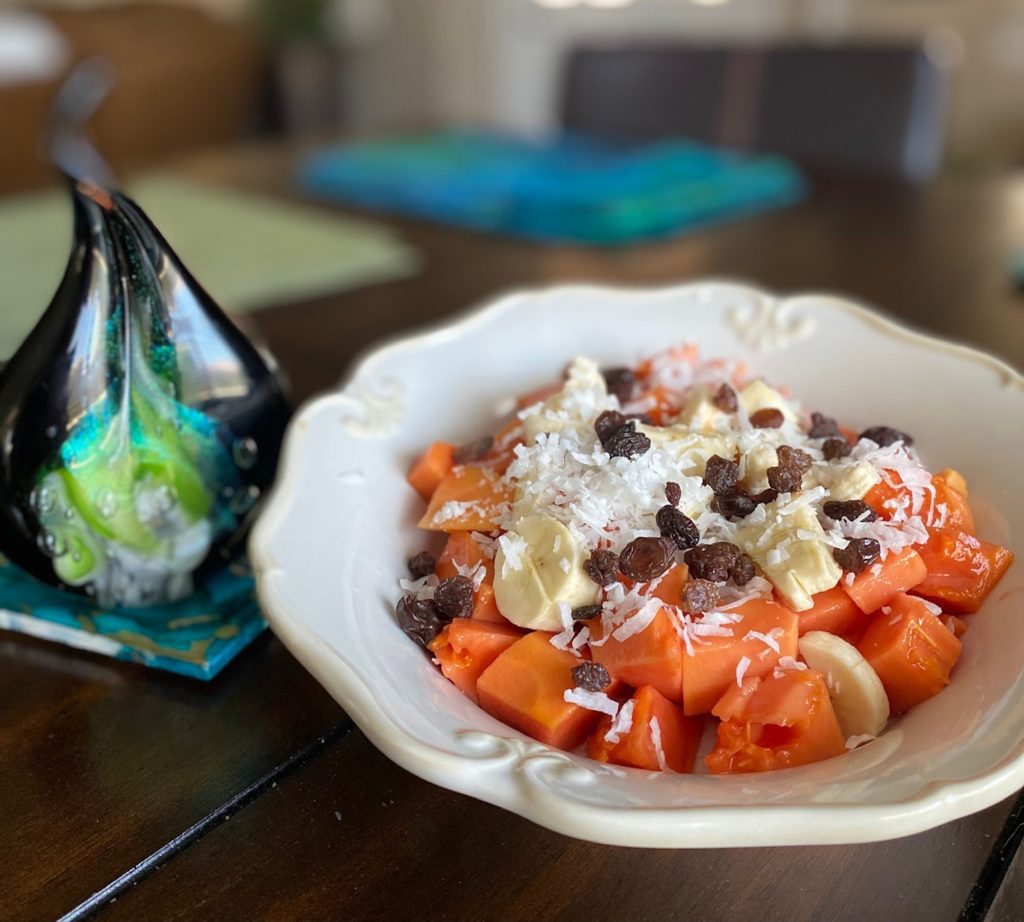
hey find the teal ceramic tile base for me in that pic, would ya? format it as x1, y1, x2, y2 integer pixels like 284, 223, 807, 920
0, 556, 265, 680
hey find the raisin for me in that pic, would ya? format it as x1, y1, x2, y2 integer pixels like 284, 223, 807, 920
767, 445, 812, 494
808, 411, 841, 439
604, 421, 651, 460
407, 551, 436, 580
823, 500, 878, 523
595, 409, 626, 444
832, 538, 881, 574
618, 537, 675, 582
860, 426, 914, 448
703, 455, 740, 495
680, 578, 719, 614
822, 438, 852, 461
711, 382, 738, 412
571, 603, 603, 621
396, 595, 442, 647
602, 367, 637, 404
750, 488, 778, 505
685, 542, 742, 582
713, 490, 757, 519
777, 445, 813, 474
433, 575, 474, 620
656, 505, 700, 550
767, 466, 802, 493
572, 661, 612, 692
665, 481, 682, 507
729, 552, 757, 586
750, 408, 784, 429
453, 436, 494, 464
584, 549, 619, 587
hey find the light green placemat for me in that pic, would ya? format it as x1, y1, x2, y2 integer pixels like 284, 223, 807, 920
0, 174, 421, 357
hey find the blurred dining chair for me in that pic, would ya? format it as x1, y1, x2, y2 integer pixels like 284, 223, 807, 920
560, 43, 948, 182
561, 46, 729, 145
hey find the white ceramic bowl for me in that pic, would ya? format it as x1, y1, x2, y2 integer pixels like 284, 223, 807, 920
250, 282, 1024, 847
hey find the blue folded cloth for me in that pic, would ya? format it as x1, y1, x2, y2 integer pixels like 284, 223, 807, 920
0, 556, 264, 680
298, 130, 806, 245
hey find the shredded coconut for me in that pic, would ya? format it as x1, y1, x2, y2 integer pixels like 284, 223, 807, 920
454, 561, 487, 591
431, 500, 478, 526
611, 598, 662, 642
649, 716, 670, 772
563, 687, 620, 717
549, 602, 580, 655
497, 532, 528, 578
735, 655, 752, 687
745, 627, 783, 654
604, 698, 635, 744
398, 573, 438, 601
845, 734, 876, 750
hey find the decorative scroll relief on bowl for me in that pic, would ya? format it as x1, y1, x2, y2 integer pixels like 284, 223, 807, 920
456, 730, 602, 787
338, 377, 405, 438
729, 294, 817, 351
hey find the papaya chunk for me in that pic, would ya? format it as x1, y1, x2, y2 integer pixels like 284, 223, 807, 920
706, 669, 846, 773
843, 547, 927, 614
589, 608, 684, 703
857, 592, 961, 713
913, 528, 1013, 614
587, 685, 703, 773
428, 620, 524, 703
681, 599, 798, 716
418, 466, 513, 532
477, 632, 621, 751
407, 441, 455, 501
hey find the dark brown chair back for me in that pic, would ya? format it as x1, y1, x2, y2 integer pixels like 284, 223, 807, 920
560, 43, 947, 181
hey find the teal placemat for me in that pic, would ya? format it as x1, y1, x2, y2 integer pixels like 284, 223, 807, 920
300, 130, 807, 245
0, 174, 421, 357
0, 556, 264, 680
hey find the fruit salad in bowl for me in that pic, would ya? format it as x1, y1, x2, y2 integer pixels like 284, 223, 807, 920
252, 282, 1024, 846
399, 348, 1013, 775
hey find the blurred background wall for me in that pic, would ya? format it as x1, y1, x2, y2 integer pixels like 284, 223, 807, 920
341, 0, 1024, 169
2, 0, 1023, 191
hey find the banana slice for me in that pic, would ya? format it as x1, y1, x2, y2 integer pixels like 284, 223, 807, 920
806, 460, 880, 501
493, 514, 599, 631
635, 423, 736, 479
522, 356, 612, 445
740, 504, 841, 611
798, 631, 890, 738
739, 380, 799, 424
741, 443, 778, 493
673, 384, 731, 433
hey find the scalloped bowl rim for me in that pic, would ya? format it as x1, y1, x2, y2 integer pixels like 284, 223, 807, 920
250, 280, 1024, 847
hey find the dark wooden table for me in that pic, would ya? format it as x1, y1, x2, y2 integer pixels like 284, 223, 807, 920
3, 144, 1024, 922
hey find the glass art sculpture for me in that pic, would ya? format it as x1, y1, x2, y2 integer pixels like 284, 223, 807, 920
0, 63, 290, 607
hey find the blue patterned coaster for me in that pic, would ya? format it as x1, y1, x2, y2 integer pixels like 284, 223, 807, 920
0, 556, 265, 680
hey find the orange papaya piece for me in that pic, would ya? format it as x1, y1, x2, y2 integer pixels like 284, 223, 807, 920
842, 547, 927, 614
418, 466, 513, 532
913, 528, 1014, 614
587, 685, 703, 773
797, 586, 868, 639
705, 669, 846, 773
589, 608, 684, 703
681, 599, 798, 716
857, 592, 961, 713
428, 619, 524, 703
477, 632, 620, 751
407, 441, 455, 501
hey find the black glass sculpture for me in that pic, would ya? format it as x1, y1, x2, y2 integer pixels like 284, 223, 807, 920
0, 63, 290, 607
